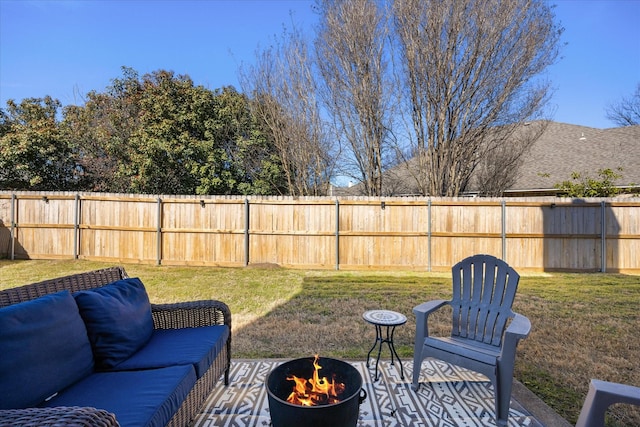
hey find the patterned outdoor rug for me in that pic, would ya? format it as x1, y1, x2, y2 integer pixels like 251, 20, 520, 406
192, 359, 543, 427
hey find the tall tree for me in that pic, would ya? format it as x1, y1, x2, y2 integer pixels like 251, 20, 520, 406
315, 0, 392, 196
392, 0, 562, 196
0, 97, 79, 190
606, 83, 640, 126
241, 24, 334, 196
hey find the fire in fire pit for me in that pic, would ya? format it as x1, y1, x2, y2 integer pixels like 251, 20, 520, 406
286, 355, 346, 406
266, 356, 367, 427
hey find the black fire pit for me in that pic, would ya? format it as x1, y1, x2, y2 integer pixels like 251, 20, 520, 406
266, 357, 367, 427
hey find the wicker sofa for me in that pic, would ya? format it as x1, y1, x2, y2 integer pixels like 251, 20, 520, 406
0, 267, 231, 427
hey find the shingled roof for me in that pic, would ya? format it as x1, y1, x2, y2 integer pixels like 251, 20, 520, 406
504, 121, 640, 195
331, 121, 640, 197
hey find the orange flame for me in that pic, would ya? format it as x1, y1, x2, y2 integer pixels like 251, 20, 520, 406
286, 355, 346, 406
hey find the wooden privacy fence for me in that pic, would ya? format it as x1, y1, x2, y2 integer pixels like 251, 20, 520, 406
0, 192, 638, 273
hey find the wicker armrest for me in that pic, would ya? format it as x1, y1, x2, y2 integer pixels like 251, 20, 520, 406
0, 406, 119, 427
151, 299, 233, 388
151, 300, 232, 330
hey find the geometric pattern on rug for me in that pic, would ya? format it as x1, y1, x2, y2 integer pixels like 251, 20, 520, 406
191, 359, 543, 427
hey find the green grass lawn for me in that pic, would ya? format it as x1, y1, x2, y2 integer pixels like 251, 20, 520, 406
1, 260, 638, 426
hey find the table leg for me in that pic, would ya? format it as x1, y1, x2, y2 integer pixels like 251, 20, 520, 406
365, 326, 379, 368
366, 324, 404, 381
387, 325, 405, 379
365, 324, 384, 380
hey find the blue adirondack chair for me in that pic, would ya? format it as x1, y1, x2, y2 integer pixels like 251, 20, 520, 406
412, 254, 531, 426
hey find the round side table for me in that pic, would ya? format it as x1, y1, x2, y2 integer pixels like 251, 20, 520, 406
363, 309, 406, 381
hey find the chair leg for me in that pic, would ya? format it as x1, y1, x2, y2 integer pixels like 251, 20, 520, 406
494, 369, 513, 427
411, 350, 423, 391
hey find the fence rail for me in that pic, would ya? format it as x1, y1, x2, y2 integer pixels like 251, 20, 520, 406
0, 192, 638, 273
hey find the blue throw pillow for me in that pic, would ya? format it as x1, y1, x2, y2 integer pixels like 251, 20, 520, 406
0, 291, 94, 409
74, 278, 154, 369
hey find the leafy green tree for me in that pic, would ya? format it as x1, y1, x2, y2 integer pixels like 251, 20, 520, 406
63, 67, 142, 192
554, 168, 624, 197
124, 69, 212, 194
0, 97, 80, 190
65, 68, 286, 195
0, 108, 9, 137
197, 86, 287, 195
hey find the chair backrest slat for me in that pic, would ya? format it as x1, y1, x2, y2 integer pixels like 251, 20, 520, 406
452, 258, 469, 338
469, 258, 491, 340
450, 254, 520, 347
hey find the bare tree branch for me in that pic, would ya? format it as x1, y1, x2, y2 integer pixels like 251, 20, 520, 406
392, 0, 562, 196
473, 120, 549, 196
606, 83, 640, 127
240, 24, 335, 196
315, 0, 393, 196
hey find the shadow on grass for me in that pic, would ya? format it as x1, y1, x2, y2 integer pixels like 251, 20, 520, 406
232, 273, 451, 360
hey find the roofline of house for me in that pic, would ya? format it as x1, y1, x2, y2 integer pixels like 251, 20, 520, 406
462, 185, 640, 198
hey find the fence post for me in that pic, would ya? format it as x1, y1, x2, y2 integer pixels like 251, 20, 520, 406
10, 193, 15, 261
156, 197, 162, 266
502, 199, 507, 260
74, 194, 80, 259
427, 199, 432, 272
335, 199, 340, 270
244, 199, 250, 266
601, 201, 606, 273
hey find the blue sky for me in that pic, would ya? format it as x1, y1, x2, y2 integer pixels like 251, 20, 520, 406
1, 0, 639, 129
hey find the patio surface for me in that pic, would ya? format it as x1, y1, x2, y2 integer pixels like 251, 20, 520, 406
191, 358, 572, 427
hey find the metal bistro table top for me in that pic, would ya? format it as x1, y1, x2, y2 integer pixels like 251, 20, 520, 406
363, 309, 407, 327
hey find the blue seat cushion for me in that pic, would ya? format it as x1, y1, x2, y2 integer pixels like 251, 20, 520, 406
40, 364, 197, 427
74, 278, 154, 369
0, 291, 94, 409
112, 325, 229, 378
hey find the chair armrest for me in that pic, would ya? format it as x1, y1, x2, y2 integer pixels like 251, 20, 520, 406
151, 300, 231, 330
576, 379, 640, 427
586, 379, 640, 405
500, 312, 531, 360
0, 406, 118, 427
414, 300, 449, 343
505, 312, 531, 340
589, 379, 640, 406
413, 299, 449, 317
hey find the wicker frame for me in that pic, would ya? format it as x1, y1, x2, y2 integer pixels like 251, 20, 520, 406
0, 267, 232, 427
